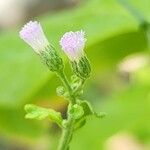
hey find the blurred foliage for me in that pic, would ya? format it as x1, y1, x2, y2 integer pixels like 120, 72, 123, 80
0, 0, 150, 149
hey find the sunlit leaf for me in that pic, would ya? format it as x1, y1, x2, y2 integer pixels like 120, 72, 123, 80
25, 104, 63, 126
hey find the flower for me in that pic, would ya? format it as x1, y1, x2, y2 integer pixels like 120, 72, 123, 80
19, 21, 63, 72
59, 30, 86, 61
19, 21, 49, 54
60, 30, 90, 79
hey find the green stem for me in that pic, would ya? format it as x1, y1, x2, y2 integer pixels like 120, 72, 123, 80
56, 70, 76, 150
146, 27, 150, 49
57, 70, 76, 104
80, 78, 85, 88
58, 116, 74, 150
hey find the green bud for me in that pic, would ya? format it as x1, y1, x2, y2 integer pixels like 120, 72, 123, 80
71, 75, 80, 83
41, 45, 63, 72
56, 86, 65, 96
56, 86, 70, 99
71, 56, 91, 79
68, 104, 84, 120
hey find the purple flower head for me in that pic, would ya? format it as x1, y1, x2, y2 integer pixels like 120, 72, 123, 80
59, 30, 86, 61
19, 21, 49, 54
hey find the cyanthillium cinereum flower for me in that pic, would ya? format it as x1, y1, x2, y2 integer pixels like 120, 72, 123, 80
59, 30, 86, 61
19, 21, 49, 54
19, 21, 63, 72
60, 30, 91, 79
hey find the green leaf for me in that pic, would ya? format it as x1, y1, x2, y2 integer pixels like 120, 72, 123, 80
73, 101, 106, 131
24, 104, 63, 126
77, 100, 93, 116
74, 118, 86, 131
77, 100, 106, 118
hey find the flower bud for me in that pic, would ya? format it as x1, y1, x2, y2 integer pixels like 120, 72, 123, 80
60, 30, 91, 79
19, 21, 63, 72
56, 86, 65, 96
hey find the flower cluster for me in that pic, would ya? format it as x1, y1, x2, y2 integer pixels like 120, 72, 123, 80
19, 21, 91, 78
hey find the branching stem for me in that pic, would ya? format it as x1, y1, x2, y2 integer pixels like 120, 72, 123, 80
57, 70, 77, 150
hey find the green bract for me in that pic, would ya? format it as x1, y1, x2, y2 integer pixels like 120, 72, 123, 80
41, 45, 64, 72
71, 56, 91, 79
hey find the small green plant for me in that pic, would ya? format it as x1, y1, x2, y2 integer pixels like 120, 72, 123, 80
19, 21, 105, 150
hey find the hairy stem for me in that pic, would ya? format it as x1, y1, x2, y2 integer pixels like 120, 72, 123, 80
57, 70, 76, 104
57, 70, 76, 150
58, 115, 74, 150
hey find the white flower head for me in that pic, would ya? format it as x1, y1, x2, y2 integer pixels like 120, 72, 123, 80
59, 30, 86, 61
19, 21, 49, 54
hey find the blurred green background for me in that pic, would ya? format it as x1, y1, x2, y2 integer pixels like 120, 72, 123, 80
0, 0, 150, 150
